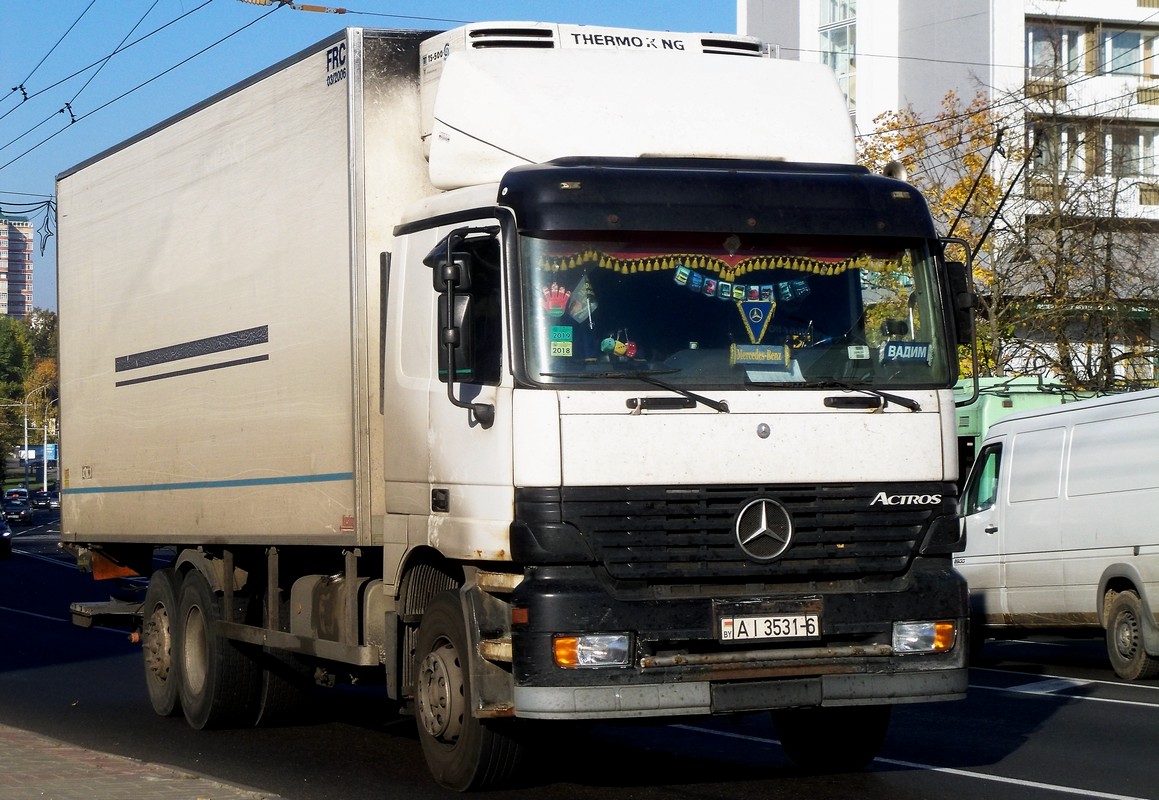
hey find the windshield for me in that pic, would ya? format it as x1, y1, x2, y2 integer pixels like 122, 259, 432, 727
519, 233, 952, 388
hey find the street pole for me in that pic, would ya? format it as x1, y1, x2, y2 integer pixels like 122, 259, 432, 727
22, 406, 28, 491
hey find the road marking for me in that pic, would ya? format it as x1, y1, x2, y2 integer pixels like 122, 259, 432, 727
0, 605, 131, 636
8, 549, 78, 569
974, 666, 1159, 693
0, 606, 74, 625
673, 724, 1151, 800
876, 757, 1148, 800
999, 677, 1089, 694
972, 682, 1159, 708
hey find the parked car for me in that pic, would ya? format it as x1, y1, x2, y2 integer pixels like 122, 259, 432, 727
2, 499, 33, 525
31, 490, 59, 510
0, 518, 11, 558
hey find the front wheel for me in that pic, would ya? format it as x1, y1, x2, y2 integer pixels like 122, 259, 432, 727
1106, 591, 1159, 681
414, 591, 524, 791
771, 705, 891, 772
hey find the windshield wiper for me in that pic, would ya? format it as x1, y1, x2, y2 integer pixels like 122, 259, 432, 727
540, 370, 730, 413
817, 380, 921, 412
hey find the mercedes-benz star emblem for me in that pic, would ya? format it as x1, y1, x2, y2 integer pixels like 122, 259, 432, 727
734, 498, 793, 561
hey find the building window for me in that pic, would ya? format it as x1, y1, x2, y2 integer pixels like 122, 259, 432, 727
1026, 24, 1083, 78
1099, 29, 1159, 76
1105, 125, 1159, 177
1032, 121, 1086, 175
821, 0, 855, 25
820, 0, 855, 111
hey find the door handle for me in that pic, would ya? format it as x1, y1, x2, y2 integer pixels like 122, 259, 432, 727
984, 525, 998, 534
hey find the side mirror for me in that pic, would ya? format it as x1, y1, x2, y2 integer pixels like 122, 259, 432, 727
946, 260, 976, 345
424, 226, 500, 429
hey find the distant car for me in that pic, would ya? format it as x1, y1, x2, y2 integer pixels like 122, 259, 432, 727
31, 490, 59, 510
2, 499, 33, 525
5, 488, 28, 502
0, 518, 11, 558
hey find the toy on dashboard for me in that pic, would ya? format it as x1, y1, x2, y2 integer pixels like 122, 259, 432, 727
601, 331, 638, 359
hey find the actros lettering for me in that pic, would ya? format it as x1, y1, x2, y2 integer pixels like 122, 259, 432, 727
569, 33, 686, 50
870, 492, 942, 506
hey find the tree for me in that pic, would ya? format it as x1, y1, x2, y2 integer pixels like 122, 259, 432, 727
859, 90, 1019, 377
0, 311, 58, 481
22, 308, 57, 363
860, 82, 1159, 392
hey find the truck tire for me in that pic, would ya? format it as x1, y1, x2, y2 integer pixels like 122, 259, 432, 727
414, 591, 523, 791
254, 647, 313, 727
141, 568, 181, 717
177, 570, 261, 729
1106, 591, 1159, 681
771, 705, 891, 772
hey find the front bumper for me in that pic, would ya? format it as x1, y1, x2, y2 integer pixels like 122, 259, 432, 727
509, 561, 968, 720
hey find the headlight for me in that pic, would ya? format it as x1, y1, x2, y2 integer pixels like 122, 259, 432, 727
893, 620, 957, 653
553, 634, 632, 668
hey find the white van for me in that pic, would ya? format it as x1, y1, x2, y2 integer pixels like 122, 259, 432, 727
958, 387, 1159, 680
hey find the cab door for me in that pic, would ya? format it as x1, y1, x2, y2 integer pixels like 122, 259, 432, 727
957, 439, 1006, 626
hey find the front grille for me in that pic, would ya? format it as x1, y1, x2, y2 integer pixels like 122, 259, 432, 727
554, 484, 948, 584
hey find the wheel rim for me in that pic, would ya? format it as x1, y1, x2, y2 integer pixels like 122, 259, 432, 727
183, 604, 209, 696
1115, 609, 1140, 660
417, 638, 465, 744
143, 604, 172, 681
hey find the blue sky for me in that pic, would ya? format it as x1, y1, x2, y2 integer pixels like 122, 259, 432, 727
0, 0, 737, 312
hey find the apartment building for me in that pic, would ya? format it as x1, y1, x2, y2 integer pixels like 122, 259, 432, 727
0, 215, 33, 319
739, 0, 1159, 385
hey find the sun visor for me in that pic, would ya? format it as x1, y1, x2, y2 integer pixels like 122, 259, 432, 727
424, 48, 855, 190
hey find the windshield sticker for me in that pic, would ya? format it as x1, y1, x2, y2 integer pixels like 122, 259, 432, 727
550, 326, 574, 357
542, 282, 571, 316
882, 342, 931, 363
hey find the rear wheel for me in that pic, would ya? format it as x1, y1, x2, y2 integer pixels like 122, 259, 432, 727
141, 568, 182, 717
414, 591, 524, 791
771, 705, 891, 772
177, 570, 261, 729
1106, 591, 1159, 681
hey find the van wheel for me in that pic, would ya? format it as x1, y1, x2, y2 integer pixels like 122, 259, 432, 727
414, 591, 523, 791
177, 570, 261, 729
141, 568, 181, 717
771, 705, 891, 772
1106, 591, 1159, 681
